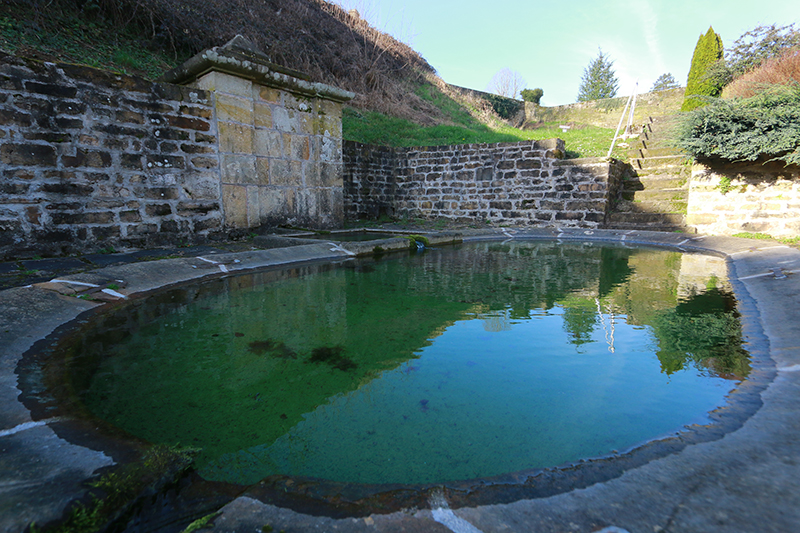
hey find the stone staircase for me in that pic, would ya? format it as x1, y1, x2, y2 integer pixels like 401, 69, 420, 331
606, 116, 693, 232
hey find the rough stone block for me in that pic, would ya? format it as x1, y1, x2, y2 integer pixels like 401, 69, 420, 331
52, 211, 113, 225
194, 216, 222, 231
222, 184, 248, 228
0, 109, 32, 127
319, 162, 342, 188
145, 187, 180, 200
219, 121, 254, 154
255, 158, 270, 186
146, 204, 172, 216
258, 186, 293, 223
40, 182, 94, 196
686, 214, 719, 225
146, 154, 185, 170
121, 153, 143, 170
216, 93, 253, 124
191, 156, 218, 170
257, 86, 281, 103
272, 107, 299, 133
120, 210, 141, 223
176, 201, 219, 216
24, 81, 77, 98
221, 154, 257, 185
180, 143, 215, 154
127, 223, 158, 235
291, 136, 310, 160
193, 71, 253, 98
270, 159, 302, 186
195, 132, 217, 144
179, 105, 213, 119
254, 101, 273, 128
246, 185, 261, 226
1, 143, 57, 166
168, 115, 211, 132
254, 130, 283, 158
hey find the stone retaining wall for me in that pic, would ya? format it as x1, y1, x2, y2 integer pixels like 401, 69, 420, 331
0, 38, 353, 260
344, 139, 627, 227
687, 160, 800, 237
0, 51, 222, 258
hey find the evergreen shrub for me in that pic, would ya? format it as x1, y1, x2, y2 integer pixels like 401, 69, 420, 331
675, 86, 800, 165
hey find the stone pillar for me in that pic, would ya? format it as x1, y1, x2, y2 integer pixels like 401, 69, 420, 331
161, 36, 354, 230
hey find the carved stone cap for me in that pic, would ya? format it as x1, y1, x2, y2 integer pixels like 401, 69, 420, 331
160, 35, 355, 103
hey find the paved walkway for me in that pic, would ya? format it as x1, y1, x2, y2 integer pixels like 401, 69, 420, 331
2, 228, 799, 533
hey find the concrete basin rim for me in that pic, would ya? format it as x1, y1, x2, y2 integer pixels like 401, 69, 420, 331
3, 228, 789, 523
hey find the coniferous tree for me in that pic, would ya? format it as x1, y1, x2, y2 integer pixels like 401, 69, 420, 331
576, 49, 619, 102
681, 27, 724, 111
650, 73, 680, 92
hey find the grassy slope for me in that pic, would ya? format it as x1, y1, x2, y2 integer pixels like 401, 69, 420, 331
0, 1, 625, 159
344, 106, 628, 158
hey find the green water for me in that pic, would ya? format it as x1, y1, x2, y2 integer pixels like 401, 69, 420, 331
73, 242, 749, 485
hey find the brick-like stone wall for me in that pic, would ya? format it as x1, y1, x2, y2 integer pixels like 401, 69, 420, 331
0, 38, 354, 260
0, 51, 222, 258
687, 160, 800, 237
344, 139, 626, 227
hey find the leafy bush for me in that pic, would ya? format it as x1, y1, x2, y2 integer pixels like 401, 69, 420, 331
675, 86, 800, 165
520, 88, 544, 104
484, 94, 523, 120
723, 47, 800, 98
682, 27, 724, 111
720, 24, 800, 85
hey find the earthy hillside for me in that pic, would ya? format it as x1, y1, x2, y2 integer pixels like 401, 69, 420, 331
0, 0, 469, 125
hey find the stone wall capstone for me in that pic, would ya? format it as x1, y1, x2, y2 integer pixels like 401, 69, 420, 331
0, 50, 222, 259
162, 36, 354, 231
343, 139, 626, 227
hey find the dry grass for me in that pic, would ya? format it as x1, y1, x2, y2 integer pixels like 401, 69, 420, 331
723, 47, 800, 98
9, 0, 456, 124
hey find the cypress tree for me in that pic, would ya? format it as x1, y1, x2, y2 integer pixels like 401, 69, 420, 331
681, 27, 724, 111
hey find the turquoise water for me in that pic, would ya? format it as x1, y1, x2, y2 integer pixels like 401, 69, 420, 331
74, 242, 749, 485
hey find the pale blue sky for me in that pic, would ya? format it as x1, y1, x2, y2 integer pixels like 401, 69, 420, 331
332, 0, 799, 106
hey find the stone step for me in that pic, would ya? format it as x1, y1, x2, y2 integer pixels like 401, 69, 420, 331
604, 221, 692, 233
630, 155, 691, 171
632, 165, 692, 179
620, 175, 687, 191
628, 146, 684, 159
607, 212, 687, 225
614, 199, 688, 214
619, 188, 688, 202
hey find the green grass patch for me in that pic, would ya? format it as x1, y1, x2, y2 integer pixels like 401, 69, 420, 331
414, 83, 490, 130
733, 232, 800, 246
732, 232, 774, 240
343, 108, 627, 159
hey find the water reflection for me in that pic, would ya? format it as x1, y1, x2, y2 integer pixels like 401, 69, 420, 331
58, 242, 750, 486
